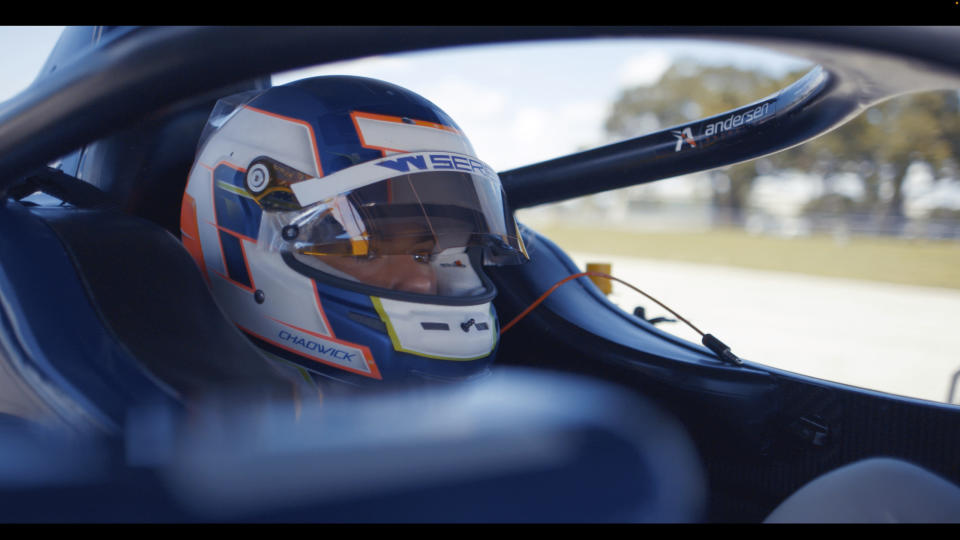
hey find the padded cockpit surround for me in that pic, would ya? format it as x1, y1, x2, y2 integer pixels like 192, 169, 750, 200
31, 204, 310, 407
73, 77, 270, 237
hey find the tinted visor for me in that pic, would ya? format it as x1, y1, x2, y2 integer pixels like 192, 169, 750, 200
263, 152, 528, 266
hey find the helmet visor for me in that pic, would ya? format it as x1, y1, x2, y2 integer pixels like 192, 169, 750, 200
260, 151, 528, 266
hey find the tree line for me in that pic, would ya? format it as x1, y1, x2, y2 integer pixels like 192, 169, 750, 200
604, 60, 960, 233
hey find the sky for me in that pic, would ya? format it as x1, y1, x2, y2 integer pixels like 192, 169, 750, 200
274, 38, 810, 171
0, 26, 812, 172
0, 26, 63, 100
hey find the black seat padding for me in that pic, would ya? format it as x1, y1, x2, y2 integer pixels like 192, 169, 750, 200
77, 78, 269, 237
37, 206, 307, 403
32, 74, 305, 404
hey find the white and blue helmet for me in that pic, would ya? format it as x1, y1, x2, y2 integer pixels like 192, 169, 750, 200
180, 76, 527, 385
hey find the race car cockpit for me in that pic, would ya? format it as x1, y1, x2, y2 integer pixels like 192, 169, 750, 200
1, 26, 959, 523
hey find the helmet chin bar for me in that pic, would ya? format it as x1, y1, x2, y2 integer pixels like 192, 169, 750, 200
370, 296, 498, 362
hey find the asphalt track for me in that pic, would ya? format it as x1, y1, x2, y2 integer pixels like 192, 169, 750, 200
569, 252, 960, 406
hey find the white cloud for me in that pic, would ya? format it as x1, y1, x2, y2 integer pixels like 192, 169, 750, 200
456, 98, 608, 172
425, 79, 507, 122
0, 26, 64, 103
273, 55, 416, 86
393, 78, 607, 171
617, 51, 673, 88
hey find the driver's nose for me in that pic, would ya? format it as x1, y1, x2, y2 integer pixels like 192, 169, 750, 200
387, 255, 438, 295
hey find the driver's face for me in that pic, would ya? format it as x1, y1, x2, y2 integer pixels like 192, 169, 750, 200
299, 212, 447, 295
318, 252, 438, 295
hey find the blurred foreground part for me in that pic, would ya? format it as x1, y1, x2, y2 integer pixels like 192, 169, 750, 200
0, 368, 705, 523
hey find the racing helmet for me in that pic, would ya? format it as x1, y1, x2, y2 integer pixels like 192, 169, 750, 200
180, 76, 528, 385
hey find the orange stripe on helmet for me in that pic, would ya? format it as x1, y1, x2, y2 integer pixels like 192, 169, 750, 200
243, 105, 324, 178
205, 220, 258, 245
312, 280, 336, 339
213, 270, 256, 294
349, 110, 461, 155
179, 192, 209, 284
238, 323, 382, 380
214, 160, 247, 173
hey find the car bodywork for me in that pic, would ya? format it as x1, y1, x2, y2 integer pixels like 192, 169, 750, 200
0, 26, 958, 522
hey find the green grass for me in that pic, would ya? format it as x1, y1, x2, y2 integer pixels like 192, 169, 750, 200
533, 225, 960, 290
